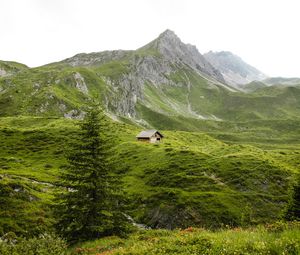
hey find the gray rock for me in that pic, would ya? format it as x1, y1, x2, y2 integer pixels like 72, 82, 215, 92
73, 72, 88, 94
0, 68, 7, 77
64, 109, 86, 119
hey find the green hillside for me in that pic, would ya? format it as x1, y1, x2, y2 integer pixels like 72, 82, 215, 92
0, 60, 28, 76
1, 116, 299, 236
1, 60, 300, 127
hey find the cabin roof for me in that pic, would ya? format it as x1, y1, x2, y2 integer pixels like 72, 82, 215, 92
136, 130, 164, 138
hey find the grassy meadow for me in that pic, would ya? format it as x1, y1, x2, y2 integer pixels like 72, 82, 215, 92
0, 116, 299, 237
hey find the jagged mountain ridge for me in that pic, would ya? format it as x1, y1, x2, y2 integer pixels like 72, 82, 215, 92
63, 30, 225, 84
204, 51, 267, 88
0, 30, 300, 127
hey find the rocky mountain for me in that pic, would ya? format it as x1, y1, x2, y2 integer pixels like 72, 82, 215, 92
0, 30, 300, 127
263, 77, 300, 86
58, 30, 230, 118
204, 51, 267, 88
63, 30, 225, 84
138, 30, 226, 84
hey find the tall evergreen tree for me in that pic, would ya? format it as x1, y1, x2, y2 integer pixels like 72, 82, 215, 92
54, 107, 129, 242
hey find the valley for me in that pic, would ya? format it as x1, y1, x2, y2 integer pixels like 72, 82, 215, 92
0, 29, 299, 254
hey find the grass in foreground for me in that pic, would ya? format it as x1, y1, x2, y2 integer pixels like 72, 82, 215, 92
70, 223, 300, 255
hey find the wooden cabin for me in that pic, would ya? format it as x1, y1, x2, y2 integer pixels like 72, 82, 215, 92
136, 130, 164, 143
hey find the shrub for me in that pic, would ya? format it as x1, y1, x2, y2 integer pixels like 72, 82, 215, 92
44, 163, 53, 169
0, 233, 67, 255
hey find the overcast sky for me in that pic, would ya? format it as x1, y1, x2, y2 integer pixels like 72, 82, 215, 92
1, 0, 300, 77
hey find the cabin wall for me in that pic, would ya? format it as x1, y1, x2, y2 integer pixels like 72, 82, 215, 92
137, 138, 150, 142
150, 135, 162, 143
150, 137, 157, 143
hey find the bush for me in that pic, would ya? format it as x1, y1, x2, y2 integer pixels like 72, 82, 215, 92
0, 233, 67, 255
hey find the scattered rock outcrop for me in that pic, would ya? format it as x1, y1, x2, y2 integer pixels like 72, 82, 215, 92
73, 72, 88, 94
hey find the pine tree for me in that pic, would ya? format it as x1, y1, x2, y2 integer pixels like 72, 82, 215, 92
54, 107, 129, 242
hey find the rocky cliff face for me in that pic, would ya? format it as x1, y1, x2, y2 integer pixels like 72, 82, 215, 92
204, 51, 267, 88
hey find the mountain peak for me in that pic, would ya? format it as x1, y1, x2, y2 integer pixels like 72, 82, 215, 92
155, 29, 183, 49
137, 30, 225, 84
158, 29, 179, 40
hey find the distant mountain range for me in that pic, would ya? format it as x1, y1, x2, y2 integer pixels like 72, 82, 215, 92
0, 29, 299, 128
203, 51, 267, 88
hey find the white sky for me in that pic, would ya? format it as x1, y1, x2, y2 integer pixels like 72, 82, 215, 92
1, 0, 300, 77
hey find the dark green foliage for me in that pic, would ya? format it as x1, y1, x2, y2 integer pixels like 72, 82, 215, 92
285, 175, 300, 221
0, 233, 67, 255
53, 108, 129, 242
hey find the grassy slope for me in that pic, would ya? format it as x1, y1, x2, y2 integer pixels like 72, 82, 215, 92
0, 117, 78, 236
0, 64, 110, 116
135, 68, 300, 122
71, 224, 300, 255
0, 60, 28, 76
0, 116, 299, 236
